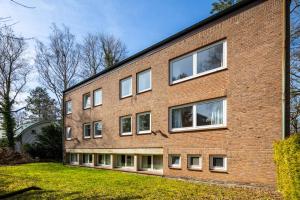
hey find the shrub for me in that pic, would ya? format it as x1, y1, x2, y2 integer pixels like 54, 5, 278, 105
274, 134, 300, 200
0, 138, 8, 148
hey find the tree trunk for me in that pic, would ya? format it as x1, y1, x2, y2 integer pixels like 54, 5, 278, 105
2, 95, 15, 150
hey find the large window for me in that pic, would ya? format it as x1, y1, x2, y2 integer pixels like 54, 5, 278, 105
120, 115, 132, 136
120, 76, 132, 98
66, 127, 72, 140
170, 98, 226, 131
137, 112, 151, 134
83, 93, 91, 109
94, 121, 102, 138
170, 40, 226, 84
83, 123, 91, 138
93, 89, 102, 106
137, 69, 151, 93
82, 154, 93, 165
140, 155, 163, 171
97, 154, 111, 166
65, 101, 72, 114
70, 153, 78, 164
116, 155, 134, 168
209, 155, 227, 172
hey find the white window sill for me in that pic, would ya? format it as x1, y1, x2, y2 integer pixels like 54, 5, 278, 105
84, 136, 91, 139
171, 66, 227, 85
66, 112, 72, 115
188, 166, 202, 171
120, 132, 132, 136
137, 130, 151, 135
210, 168, 227, 172
121, 94, 132, 99
94, 103, 102, 107
66, 138, 72, 141
94, 135, 103, 138
169, 165, 181, 169
137, 88, 151, 94
170, 125, 226, 133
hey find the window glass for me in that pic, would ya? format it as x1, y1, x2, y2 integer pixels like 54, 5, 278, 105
83, 94, 91, 109
137, 69, 151, 93
120, 116, 132, 135
66, 101, 72, 114
213, 157, 224, 167
84, 124, 91, 138
169, 155, 180, 168
94, 89, 102, 106
120, 77, 132, 98
141, 156, 152, 169
70, 153, 77, 162
126, 155, 134, 167
188, 155, 202, 169
66, 127, 71, 139
153, 155, 163, 170
197, 43, 223, 74
94, 122, 102, 137
105, 154, 111, 165
117, 155, 126, 167
83, 154, 92, 163
137, 112, 151, 133
171, 106, 193, 128
171, 55, 193, 82
196, 100, 223, 126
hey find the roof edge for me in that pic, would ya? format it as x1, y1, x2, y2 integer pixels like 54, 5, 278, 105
64, 0, 261, 93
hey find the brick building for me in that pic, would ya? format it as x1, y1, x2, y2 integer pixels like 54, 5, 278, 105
63, 0, 290, 187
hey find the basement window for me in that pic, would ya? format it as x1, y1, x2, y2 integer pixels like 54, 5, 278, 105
82, 154, 93, 165
116, 154, 134, 168
209, 155, 227, 172
188, 155, 202, 170
168, 154, 181, 169
97, 154, 111, 166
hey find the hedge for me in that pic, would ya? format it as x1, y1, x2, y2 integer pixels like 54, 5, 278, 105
274, 134, 300, 200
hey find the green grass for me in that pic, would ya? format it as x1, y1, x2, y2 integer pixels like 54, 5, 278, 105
0, 163, 281, 199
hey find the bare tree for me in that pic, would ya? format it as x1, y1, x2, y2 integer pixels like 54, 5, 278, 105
35, 24, 80, 110
81, 33, 127, 77
0, 26, 30, 149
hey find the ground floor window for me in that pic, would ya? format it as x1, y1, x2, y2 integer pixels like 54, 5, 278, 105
70, 153, 78, 164
116, 154, 134, 168
209, 155, 227, 171
188, 155, 202, 170
168, 154, 181, 168
82, 154, 93, 164
140, 155, 163, 171
97, 154, 111, 166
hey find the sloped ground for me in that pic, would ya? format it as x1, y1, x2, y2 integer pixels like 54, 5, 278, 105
0, 163, 282, 200
0, 148, 34, 165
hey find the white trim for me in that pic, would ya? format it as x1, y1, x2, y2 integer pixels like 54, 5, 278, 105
209, 155, 227, 172
83, 123, 92, 138
82, 153, 93, 166
96, 154, 111, 166
168, 154, 181, 168
66, 101, 72, 114
116, 154, 135, 168
120, 77, 132, 98
187, 155, 202, 170
66, 127, 72, 140
69, 153, 79, 165
93, 89, 102, 106
120, 116, 132, 136
170, 40, 227, 85
83, 93, 91, 109
93, 121, 103, 138
169, 98, 227, 132
137, 69, 152, 93
137, 112, 151, 134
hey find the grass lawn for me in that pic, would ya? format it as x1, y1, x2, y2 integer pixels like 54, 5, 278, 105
0, 163, 281, 200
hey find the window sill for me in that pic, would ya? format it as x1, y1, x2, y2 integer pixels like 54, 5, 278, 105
66, 113, 72, 115
120, 133, 132, 137
94, 135, 103, 138
83, 136, 91, 139
93, 104, 102, 107
170, 66, 227, 86
137, 88, 152, 95
120, 94, 133, 100
169, 166, 181, 170
188, 168, 202, 172
83, 107, 91, 110
170, 125, 227, 133
137, 131, 151, 135
209, 169, 228, 173
66, 138, 72, 141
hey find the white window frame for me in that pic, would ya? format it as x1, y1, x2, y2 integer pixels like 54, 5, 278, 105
187, 155, 202, 170
93, 89, 102, 106
170, 40, 227, 84
120, 76, 132, 98
168, 154, 181, 168
82, 153, 93, 166
139, 155, 163, 171
70, 153, 79, 164
97, 154, 111, 166
137, 69, 152, 93
66, 127, 72, 140
137, 112, 151, 134
116, 154, 134, 168
209, 155, 227, 172
83, 93, 91, 109
83, 123, 91, 139
66, 101, 72, 114
169, 98, 227, 132
120, 115, 132, 136
94, 121, 103, 138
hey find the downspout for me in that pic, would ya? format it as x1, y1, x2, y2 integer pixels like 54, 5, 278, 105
62, 92, 65, 164
282, 0, 291, 139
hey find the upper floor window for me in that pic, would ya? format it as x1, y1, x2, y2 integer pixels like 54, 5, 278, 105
137, 69, 151, 93
120, 115, 132, 136
83, 123, 91, 138
170, 98, 226, 132
170, 40, 227, 84
137, 112, 151, 134
120, 76, 132, 98
83, 93, 91, 109
93, 89, 102, 106
66, 127, 72, 140
66, 101, 72, 114
94, 121, 102, 138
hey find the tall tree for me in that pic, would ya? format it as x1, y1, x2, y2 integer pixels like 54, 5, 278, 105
81, 33, 127, 77
25, 87, 58, 121
210, 0, 241, 14
0, 26, 30, 149
35, 24, 80, 110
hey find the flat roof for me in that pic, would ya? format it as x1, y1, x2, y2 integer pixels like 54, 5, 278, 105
64, 0, 260, 93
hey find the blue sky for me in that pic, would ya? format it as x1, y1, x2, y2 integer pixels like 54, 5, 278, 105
0, 0, 215, 105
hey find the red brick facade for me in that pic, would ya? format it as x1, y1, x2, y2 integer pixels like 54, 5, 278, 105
64, 0, 287, 187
